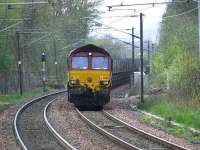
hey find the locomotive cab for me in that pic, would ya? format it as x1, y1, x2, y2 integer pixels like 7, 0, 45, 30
67, 44, 112, 110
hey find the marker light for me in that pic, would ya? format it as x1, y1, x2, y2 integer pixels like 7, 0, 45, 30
89, 52, 92, 56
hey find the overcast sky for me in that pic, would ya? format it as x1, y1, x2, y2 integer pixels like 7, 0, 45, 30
90, 0, 167, 44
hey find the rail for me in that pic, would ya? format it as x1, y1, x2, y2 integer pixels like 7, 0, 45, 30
103, 110, 187, 150
43, 99, 77, 150
76, 108, 141, 150
13, 90, 67, 150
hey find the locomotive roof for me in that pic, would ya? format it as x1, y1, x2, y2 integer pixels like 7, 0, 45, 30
69, 44, 110, 57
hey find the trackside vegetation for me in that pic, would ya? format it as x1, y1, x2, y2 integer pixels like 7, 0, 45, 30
139, 1, 200, 140
151, 1, 200, 100
0, 87, 46, 104
0, 0, 101, 94
139, 98, 200, 141
139, 96, 200, 129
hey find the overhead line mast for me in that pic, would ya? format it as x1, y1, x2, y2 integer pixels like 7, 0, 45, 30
140, 13, 144, 103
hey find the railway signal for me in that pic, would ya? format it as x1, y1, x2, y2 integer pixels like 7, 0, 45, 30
53, 37, 58, 84
16, 31, 23, 96
41, 51, 47, 92
41, 52, 46, 62
146, 40, 150, 74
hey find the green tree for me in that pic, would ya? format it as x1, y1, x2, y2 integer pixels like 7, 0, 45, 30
0, 0, 101, 93
152, 1, 199, 100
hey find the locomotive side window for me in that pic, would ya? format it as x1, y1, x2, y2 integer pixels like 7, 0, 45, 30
72, 57, 88, 69
92, 57, 108, 69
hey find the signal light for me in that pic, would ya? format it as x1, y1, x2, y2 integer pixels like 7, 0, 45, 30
41, 52, 46, 62
89, 52, 92, 56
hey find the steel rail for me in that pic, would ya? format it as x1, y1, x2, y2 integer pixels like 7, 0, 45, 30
75, 108, 141, 150
103, 110, 187, 150
13, 90, 67, 150
44, 99, 77, 150
107, 0, 189, 8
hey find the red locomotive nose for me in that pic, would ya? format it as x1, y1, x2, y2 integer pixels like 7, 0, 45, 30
87, 77, 92, 83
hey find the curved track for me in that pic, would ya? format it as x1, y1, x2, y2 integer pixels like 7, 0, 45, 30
44, 99, 77, 150
14, 89, 188, 150
76, 108, 140, 150
103, 110, 187, 150
13, 90, 70, 150
76, 109, 187, 150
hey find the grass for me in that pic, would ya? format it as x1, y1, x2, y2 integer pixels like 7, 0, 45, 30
0, 87, 47, 104
141, 113, 200, 142
138, 95, 200, 141
139, 96, 200, 129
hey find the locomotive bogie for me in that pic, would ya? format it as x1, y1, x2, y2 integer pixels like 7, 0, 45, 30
68, 86, 110, 110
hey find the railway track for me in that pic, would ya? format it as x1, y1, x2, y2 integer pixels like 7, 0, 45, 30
76, 109, 187, 150
13, 90, 72, 150
44, 97, 131, 150
14, 89, 189, 150
44, 99, 77, 150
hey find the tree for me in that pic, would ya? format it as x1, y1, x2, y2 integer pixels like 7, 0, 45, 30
0, 0, 101, 93
152, 1, 199, 100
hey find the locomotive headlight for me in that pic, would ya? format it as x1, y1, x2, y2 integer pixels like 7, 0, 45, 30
100, 80, 109, 85
70, 80, 79, 85
89, 52, 92, 56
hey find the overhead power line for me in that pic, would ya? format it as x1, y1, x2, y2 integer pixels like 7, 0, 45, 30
91, 19, 140, 39
107, 8, 136, 12
107, 0, 190, 10
99, 15, 138, 18
109, 13, 137, 24
94, 30, 140, 48
151, 5, 199, 23
110, 36, 140, 48
0, 2, 48, 6
17, 31, 51, 34
0, 21, 22, 33
108, 6, 154, 24
107, 6, 161, 24
58, 38, 86, 54
163, 6, 199, 19
0, 18, 30, 21
91, 27, 132, 31
109, 5, 154, 12
22, 34, 51, 47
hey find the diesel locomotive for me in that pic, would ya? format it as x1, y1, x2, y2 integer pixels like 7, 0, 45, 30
67, 44, 112, 110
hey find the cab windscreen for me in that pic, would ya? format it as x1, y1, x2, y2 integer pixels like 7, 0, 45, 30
92, 57, 108, 69
72, 57, 88, 69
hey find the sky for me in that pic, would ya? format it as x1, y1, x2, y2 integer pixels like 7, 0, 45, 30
90, 0, 167, 44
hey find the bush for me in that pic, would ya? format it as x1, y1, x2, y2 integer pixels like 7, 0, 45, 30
151, 3, 200, 101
